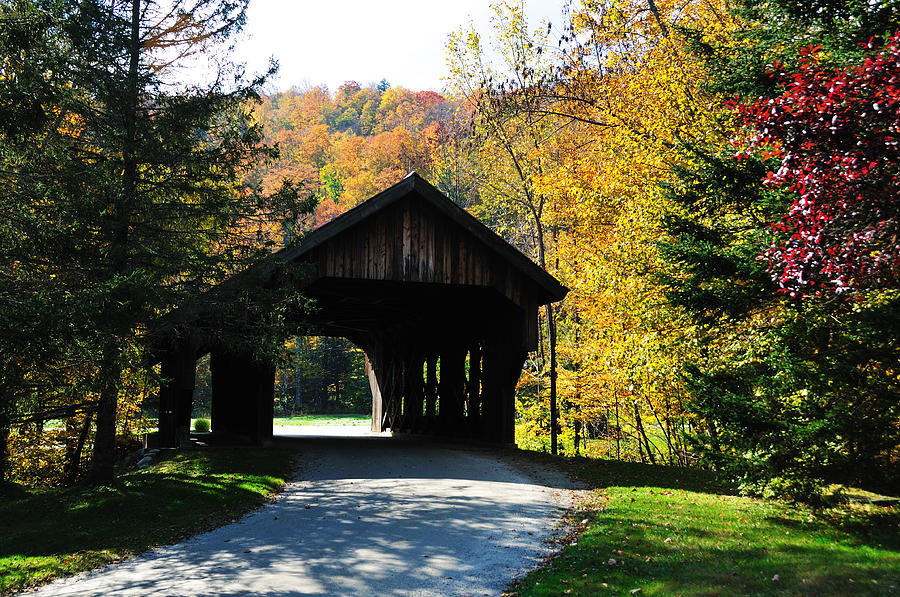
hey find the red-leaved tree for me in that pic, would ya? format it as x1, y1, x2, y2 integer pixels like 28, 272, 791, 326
737, 33, 900, 297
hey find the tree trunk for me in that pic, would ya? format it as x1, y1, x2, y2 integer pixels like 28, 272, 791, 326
89, 0, 140, 486
646, 0, 670, 37
65, 411, 94, 485
573, 310, 581, 456
633, 401, 657, 465
294, 337, 301, 413
89, 342, 121, 484
614, 390, 621, 460
0, 407, 9, 484
573, 406, 581, 456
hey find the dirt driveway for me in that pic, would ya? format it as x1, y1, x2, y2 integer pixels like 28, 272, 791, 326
35, 436, 574, 596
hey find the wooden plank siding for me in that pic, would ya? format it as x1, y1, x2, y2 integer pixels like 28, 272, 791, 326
304, 196, 540, 348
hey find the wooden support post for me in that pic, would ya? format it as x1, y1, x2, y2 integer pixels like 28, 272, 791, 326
425, 355, 438, 427
368, 340, 403, 433
250, 359, 275, 445
366, 352, 383, 433
466, 342, 482, 436
403, 349, 425, 433
498, 349, 526, 444
210, 349, 274, 445
210, 349, 241, 436
481, 338, 525, 444
387, 352, 402, 431
174, 343, 197, 446
158, 354, 177, 448
158, 342, 197, 448
397, 350, 411, 433
379, 350, 396, 432
437, 345, 466, 436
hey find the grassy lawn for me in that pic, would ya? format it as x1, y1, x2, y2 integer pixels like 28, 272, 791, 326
507, 456, 900, 596
273, 414, 370, 427
0, 446, 294, 595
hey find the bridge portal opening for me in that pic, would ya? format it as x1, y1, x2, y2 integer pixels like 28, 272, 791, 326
276, 336, 370, 417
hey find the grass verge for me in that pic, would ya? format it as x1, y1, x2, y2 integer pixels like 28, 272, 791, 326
273, 414, 370, 427
507, 456, 900, 596
0, 446, 294, 595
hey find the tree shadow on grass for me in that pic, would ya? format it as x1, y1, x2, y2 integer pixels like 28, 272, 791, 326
766, 506, 900, 551
0, 446, 290, 562
506, 448, 732, 495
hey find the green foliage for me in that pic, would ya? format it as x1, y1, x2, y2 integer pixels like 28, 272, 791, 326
682, 296, 900, 499
275, 336, 371, 415
647, 0, 900, 500
193, 418, 210, 432
696, 0, 900, 97
657, 146, 788, 324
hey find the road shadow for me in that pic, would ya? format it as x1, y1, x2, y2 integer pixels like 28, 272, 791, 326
273, 435, 577, 490
33, 440, 571, 596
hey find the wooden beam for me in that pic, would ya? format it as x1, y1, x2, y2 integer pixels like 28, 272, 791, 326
366, 352, 383, 433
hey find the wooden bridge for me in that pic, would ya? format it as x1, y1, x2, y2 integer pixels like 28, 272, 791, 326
153, 173, 567, 447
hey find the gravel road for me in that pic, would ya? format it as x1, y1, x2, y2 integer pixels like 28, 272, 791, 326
34, 436, 574, 596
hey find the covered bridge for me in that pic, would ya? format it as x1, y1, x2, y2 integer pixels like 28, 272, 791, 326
154, 173, 567, 447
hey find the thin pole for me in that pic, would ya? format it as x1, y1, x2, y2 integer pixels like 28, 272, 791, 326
547, 303, 558, 455
294, 337, 301, 414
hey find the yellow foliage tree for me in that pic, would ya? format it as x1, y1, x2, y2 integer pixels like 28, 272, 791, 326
445, 0, 741, 461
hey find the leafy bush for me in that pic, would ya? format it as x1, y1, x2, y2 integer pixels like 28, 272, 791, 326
193, 418, 210, 433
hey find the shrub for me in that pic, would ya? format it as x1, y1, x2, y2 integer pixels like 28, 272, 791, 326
193, 418, 210, 432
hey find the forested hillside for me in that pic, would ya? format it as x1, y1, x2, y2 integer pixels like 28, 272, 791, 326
249, 82, 458, 226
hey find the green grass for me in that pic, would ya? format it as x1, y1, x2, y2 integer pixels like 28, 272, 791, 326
0, 446, 294, 595
273, 414, 370, 427
507, 456, 900, 596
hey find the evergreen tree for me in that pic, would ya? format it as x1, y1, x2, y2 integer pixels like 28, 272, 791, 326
0, 0, 311, 483
660, 146, 900, 497
661, 0, 900, 498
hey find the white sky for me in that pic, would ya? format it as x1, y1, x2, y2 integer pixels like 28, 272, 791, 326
232, 0, 567, 94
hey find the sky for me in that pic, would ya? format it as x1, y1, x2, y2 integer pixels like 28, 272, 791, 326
231, 0, 567, 94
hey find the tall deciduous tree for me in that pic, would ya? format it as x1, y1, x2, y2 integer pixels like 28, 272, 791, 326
447, 0, 565, 453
